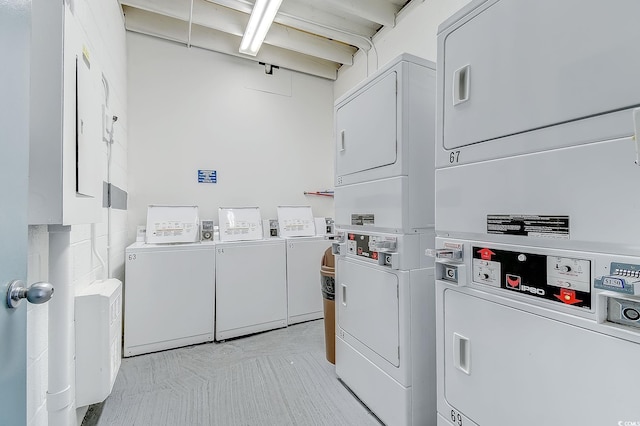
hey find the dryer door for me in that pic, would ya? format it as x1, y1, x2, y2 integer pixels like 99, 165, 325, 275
440, 0, 640, 150
442, 289, 640, 425
337, 258, 400, 367
335, 71, 397, 179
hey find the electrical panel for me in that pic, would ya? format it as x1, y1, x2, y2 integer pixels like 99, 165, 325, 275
29, 0, 102, 225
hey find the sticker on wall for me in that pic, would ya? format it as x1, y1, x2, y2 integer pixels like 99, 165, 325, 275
198, 169, 217, 183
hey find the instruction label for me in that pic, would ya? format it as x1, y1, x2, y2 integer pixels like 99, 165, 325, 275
487, 215, 569, 239
351, 214, 375, 226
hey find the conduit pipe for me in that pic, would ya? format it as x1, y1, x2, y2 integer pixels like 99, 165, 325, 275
47, 225, 75, 426
188, 0, 194, 47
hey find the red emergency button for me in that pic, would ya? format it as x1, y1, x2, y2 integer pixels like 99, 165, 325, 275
349, 234, 355, 240
554, 288, 583, 305
372, 252, 378, 260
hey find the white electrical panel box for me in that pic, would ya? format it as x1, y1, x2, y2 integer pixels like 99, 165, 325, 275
218, 207, 263, 242
145, 205, 200, 244
277, 206, 316, 237
29, 0, 102, 225
75, 279, 122, 407
334, 54, 436, 233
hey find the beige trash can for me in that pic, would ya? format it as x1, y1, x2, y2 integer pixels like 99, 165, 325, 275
320, 247, 336, 364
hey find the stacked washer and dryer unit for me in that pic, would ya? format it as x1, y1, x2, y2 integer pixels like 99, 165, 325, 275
432, 1, 640, 425
332, 54, 438, 425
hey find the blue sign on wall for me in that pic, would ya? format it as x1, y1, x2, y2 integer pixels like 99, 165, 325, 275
198, 169, 217, 183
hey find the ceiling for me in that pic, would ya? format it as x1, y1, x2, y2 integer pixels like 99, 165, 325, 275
119, 0, 414, 80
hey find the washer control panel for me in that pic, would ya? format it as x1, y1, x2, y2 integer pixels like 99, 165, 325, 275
472, 246, 592, 309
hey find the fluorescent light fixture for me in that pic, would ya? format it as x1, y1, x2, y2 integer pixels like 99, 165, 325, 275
239, 0, 283, 56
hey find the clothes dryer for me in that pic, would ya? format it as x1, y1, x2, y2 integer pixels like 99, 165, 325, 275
433, 2, 640, 425
124, 241, 215, 357
334, 54, 436, 234
333, 229, 435, 426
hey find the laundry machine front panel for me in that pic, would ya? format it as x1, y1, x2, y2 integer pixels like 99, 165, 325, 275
438, 0, 640, 152
435, 136, 640, 255
215, 240, 287, 340
440, 287, 640, 426
335, 71, 398, 179
337, 257, 400, 367
285, 237, 331, 324
334, 54, 435, 187
124, 245, 215, 356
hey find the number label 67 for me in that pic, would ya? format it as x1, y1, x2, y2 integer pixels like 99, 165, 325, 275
449, 151, 460, 164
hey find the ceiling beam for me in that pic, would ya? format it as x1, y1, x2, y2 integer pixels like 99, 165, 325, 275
122, 6, 339, 80
322, 0, 397, 27
204, 0, 374, 51
193, 1, 355, 64
121, 0, 355, 64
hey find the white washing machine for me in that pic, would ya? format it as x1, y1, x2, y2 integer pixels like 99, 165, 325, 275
277, 206, 332, 325
284, 236, 331, 325
433, 2, 640, 425
124, 241, 215, 357
215, 238, 287, 340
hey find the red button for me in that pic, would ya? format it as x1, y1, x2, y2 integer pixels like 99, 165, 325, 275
554, 288, 582, 305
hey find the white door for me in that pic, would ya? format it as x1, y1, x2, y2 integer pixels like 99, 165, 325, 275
443, 289, 640, 425
0, 2, 32, 424
441, 0, 640, 150
335, 71, 398, 178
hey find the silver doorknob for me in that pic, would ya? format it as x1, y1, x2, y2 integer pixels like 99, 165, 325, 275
6, 280, 54, 309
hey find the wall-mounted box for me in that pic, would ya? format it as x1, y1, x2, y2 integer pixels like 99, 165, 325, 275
75, 279, 122, 407
29, 0, 102, 225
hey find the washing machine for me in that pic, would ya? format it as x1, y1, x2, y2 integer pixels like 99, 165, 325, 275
214, 207, 287, 340
433, 2, 640, 424
284, 236, 331, 325
124, 241, 215, 357
214, 238, 287, 340
277, 206, 332, 325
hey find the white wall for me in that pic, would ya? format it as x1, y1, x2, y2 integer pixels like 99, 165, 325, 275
127, 33, 335, 241
26, 1, 128, 425
334, 0, 472, 99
